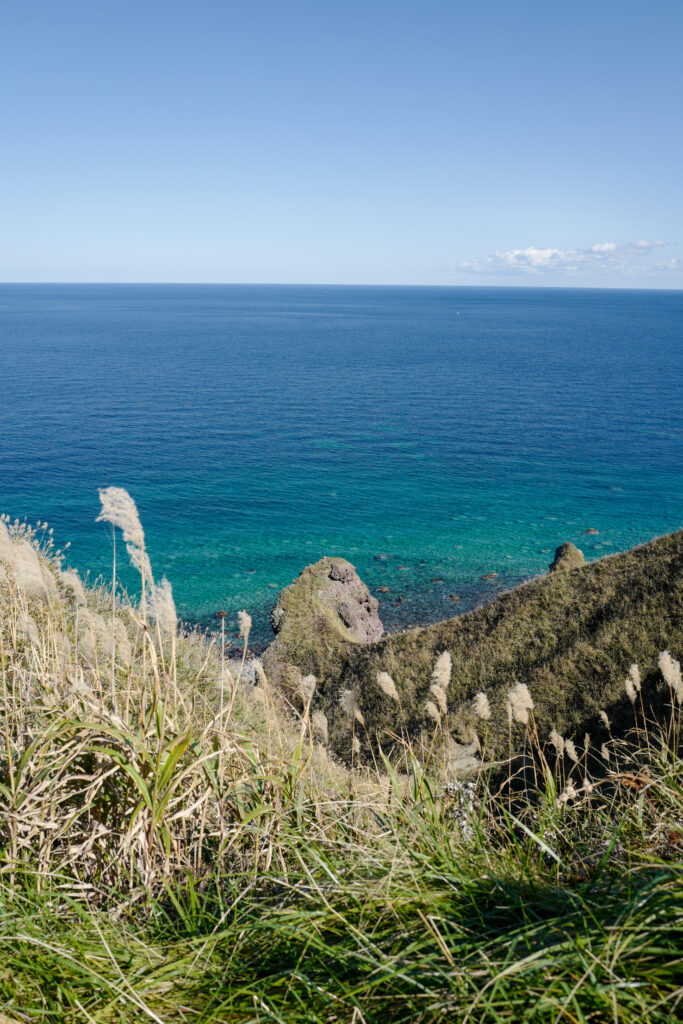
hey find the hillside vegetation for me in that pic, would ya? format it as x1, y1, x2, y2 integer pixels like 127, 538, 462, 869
0, 498, 681, 1023
266, 532, 683, 763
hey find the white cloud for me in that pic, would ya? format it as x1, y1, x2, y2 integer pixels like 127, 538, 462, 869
460, 240, 680, 278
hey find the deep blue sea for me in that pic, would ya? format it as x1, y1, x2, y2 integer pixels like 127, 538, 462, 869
1, 284, 682, 644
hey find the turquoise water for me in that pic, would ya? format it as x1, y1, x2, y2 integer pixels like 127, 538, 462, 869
1, 284, 681, 644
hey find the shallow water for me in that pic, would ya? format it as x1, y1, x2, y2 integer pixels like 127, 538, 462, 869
1, 284, 681, 643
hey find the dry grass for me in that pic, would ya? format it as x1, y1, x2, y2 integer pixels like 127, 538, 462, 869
0, 510, 366, 905
0, 502, 681, 1022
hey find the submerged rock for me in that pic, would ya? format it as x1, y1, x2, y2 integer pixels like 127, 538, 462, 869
549, 542, 585, 572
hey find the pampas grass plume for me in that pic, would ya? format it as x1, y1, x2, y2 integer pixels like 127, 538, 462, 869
659, 650, 683, 702
96, 486, 153, 589
431, 650, 451, 690
549, 729, 565, 756
238, 610, 252, 641
376, 671, 399, 702
148, 577, 177, 633
425, 700, 441, 723
629, 663, 641, 692
557, 783, 578, 806
429, 683, 448, 715
564, 738, 578, 763
473, 692, 491, 721
300, 674, 317, 705
508, 683, 534, 725
253, 659, 268, 688
340, 690, 364, 725
96, 486, 144, 550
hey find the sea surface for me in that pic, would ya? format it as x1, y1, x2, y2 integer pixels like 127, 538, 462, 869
1, 284, 682, 644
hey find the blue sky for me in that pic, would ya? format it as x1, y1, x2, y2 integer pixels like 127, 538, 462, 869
2, 0, 682, 286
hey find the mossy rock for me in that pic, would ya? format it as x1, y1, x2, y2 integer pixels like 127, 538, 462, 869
262, 556, 383, 701
550, 542, 585, 572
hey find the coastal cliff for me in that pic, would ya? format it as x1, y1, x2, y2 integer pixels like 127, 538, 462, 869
262, 531, 683, 761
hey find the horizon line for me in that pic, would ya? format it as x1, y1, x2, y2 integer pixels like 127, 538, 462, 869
2, 281, 682, 292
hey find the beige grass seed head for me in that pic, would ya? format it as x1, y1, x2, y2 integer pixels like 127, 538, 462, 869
237, 610, 252, 640
659, 650, 683, 702
299, 674, 317, 705
253, 658, 269, 688
425, 700, 441, 723
96, 486, 154, 591
60, 567, 87, 606
431, 650, 452, 690
340, 689, 364, 725
557, 782, 581, 806
628, 663, 641, 692
508, 683, 534, 725
96, 486, 144, 550
376, 671, 399, 702
549, 729, 565, 756
473, 691, 491, 721
429, 683, 448, 715
0, 523, 50, 603
557, 783, 578, 806
148, 577, 177, 634
564, 738, 579, 763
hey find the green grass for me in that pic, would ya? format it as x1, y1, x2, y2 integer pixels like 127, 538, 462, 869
2, 759, 682, 1023
0, 507, 682, 1022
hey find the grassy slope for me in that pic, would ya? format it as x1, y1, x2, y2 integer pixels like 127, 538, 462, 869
3, 765, 682, 1024
1, 518, 682, 1022
302, 531, 683, 759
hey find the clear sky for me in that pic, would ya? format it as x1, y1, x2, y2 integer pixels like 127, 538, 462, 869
2, 0, 682, 286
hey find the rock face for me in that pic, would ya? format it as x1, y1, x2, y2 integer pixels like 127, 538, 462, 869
549, 542, 585, 573
263, 557, 383, 688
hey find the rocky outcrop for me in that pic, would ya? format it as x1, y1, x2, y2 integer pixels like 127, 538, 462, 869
263, 557, 383, 691
549, 542, 585, 572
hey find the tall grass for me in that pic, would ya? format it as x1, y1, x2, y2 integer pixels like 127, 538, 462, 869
0, 501, 681, 1022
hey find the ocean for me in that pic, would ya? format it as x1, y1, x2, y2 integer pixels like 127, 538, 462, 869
1, 284, 681, 644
